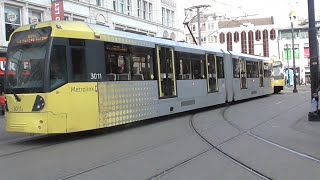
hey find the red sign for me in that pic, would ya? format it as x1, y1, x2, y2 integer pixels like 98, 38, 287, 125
51, 0, 64, 21
0, 57, 5, 76
304, 48, 310, 59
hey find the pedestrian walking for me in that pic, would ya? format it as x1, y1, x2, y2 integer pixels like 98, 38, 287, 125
0, 92, 5, 115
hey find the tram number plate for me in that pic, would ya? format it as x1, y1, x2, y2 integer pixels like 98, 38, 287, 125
13, 106, 23, 112
90, 73, 102, 80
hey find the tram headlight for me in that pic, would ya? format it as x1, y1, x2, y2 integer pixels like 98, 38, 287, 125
32, 95, 45, 111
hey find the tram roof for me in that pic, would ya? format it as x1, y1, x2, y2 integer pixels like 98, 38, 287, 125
229, 51, 270, 62
13, 21, 224, 55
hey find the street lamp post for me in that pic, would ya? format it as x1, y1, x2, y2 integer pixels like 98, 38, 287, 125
286, 44, 290, 86
290, 12, 298, 93
308, 0, 319, 121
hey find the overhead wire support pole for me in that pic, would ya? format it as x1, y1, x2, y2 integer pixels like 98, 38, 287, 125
291, 21, 298, 93
197, 7, 201, 45
183, 22, 198, 45
185, 5, 210, 46
307, 0, 320, 121
287, 44, 290, 86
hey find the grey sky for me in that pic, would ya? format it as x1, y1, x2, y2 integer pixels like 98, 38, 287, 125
177, 0, 320, 26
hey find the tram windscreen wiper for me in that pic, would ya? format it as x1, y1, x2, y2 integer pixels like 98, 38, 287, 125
13, 92, 21, 102
8, 84, 21, 102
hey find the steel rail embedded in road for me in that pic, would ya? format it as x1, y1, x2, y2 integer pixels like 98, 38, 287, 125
145, 112, 272, 180
218, 99, 320, 167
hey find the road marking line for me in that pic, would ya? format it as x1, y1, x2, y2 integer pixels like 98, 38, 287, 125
250, 133, 320, 163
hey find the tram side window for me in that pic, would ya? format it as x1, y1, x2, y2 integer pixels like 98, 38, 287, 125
71, 48, 87, 82
233, 58, 240, 78
217, 56, 224, 78
246, 61, 259, 78
264, 63, 272, 78
105, 43, 130, 81
104, 42, 154, 81
176, 52, 191, 80
191, 54, 206, 79
131, 46, 154, 80
50, 45, 68, 90
207, 54, 218, 93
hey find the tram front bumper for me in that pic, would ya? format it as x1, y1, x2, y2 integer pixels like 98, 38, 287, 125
6, 112, 67, 134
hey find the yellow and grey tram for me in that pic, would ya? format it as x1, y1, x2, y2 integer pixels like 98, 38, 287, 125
5, 21, 273, 134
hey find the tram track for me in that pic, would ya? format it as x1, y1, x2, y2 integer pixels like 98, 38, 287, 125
53, 96, 309, 180
148, 95, 315, 180
0, 129, 122, 158
217, 98, 320, 171
218, 99, 310, 147
146, 111, 272, 180
1, 92, 317, 180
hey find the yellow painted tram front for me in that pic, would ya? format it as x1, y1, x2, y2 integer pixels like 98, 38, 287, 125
272, 60, 285, 93
5, 21, 101, 133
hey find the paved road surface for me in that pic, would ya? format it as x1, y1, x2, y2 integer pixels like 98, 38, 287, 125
0, 85, 319, 180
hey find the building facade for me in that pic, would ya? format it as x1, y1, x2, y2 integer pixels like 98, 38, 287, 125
184, 14, 279, 59
278, 24, 320, 85
0, 0, 183, 92
0, 0, 184, 51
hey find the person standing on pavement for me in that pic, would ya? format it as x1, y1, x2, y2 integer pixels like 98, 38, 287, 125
0, 92, 5, 115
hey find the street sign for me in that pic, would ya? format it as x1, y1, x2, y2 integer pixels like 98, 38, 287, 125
51, 0, 64, 21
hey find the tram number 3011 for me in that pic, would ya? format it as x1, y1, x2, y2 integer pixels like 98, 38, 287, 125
90, 73, 102, 80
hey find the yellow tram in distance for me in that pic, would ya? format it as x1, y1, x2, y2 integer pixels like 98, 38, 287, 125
5, 21, 274, 134
272, 59, 285, 93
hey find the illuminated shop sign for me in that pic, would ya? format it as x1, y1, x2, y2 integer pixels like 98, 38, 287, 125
0, 58, 16, 76
0, 58, 6, 76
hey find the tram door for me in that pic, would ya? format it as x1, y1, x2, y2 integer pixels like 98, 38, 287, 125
259, 61, 264, 87
206, 53, 218, 93
240, 59, 247, 89
156, 46, 177, 98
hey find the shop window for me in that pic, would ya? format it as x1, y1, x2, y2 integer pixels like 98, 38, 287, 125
284, 48, 291, 60
5, 6, 21, 41
28, 10, 42, 24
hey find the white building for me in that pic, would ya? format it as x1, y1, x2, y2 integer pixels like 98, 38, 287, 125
0, 0, 184, 54
278, 24, 320, 85
184, 14, 279, 58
